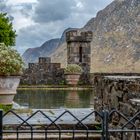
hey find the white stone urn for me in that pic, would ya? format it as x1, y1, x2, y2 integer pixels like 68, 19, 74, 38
0, 76, 20, 105
65, 73, 81, 85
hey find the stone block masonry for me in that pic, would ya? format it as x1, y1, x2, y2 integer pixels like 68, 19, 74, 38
92, 73, 140, 140
92, 73, 140, 115
39, 57, 51, 63
20, 57, 65, 85
66, 30, 92, 73
66, 30, 92, 43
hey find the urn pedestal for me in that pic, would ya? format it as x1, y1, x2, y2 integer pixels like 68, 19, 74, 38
0, 76, 20, 105
65, 73, 80, 85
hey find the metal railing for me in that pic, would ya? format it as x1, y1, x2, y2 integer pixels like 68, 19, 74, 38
0, 109, 140, 140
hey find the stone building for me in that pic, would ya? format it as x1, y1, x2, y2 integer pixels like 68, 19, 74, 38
66, 30, 92, 73
21, 57, 64, 85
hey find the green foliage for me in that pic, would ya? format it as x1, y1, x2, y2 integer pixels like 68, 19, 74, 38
64, 64, 83, 74
0, 104, 12, 112
0, 43, 24, 75
0, 13, 16, 46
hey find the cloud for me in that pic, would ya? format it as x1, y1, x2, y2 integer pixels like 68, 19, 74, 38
10, 4, 35, 30
32, 0, 114, 25
0, 0, 36, 30
0, 0, 12, 13
73, 0, 114, 17
33, 0, 76, 23
7, 0, 37, 5
16, 21, 65, 53
0, 0, 7, 12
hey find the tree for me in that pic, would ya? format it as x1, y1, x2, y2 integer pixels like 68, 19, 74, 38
0, 13, 16, 46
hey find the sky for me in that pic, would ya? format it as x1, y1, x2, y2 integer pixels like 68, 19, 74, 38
0, 0, 114, 54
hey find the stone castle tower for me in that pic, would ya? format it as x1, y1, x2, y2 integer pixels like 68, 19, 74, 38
66, 30, 92, 73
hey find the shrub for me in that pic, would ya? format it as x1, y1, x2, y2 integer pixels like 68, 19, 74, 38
64, 64, 83, 74
0, 13, 16, 46
0, 43, 24, 75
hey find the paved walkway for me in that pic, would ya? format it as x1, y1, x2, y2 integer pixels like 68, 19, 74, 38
3, 108, 95, 125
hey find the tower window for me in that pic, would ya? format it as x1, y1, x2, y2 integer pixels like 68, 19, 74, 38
79, 46, 82, 62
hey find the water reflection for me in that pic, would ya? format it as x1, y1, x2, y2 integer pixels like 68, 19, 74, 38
14, 89, 94, 109
66, 91, 80, 108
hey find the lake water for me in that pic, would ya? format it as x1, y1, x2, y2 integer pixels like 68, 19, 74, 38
14, 89, 94, 109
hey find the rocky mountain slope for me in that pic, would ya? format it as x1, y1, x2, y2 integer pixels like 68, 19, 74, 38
22, 38, 60, 65
51, 0, 140, 72
83, 0, 140, 73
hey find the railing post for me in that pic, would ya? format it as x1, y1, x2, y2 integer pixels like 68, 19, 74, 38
102, 110, 109, 140
0, 110, 3, 140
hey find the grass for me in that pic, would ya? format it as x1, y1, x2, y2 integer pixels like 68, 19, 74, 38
0, 104, 12, 112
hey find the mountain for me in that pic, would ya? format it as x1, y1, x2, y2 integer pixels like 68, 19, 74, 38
51, 0, 140, 72
22, 38, 60, 65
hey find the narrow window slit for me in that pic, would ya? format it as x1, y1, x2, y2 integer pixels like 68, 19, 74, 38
79, 46, 82, 62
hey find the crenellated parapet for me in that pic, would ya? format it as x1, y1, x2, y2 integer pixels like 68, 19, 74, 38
39, 57, 51, 64
21, 57, 64, 85
66, 30, 92, 43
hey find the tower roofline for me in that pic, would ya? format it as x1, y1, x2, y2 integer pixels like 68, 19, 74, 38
66, 30, 92, 42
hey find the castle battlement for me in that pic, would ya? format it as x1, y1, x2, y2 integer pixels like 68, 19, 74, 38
39, 57, 51, 63
66, 30, 92, 42
21, 57, 64, 85
28, 57, 60, 69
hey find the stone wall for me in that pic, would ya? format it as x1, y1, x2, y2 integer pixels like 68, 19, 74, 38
92, 73, 140, 140
92, 73, 140, 115
21, 56, 92, 85
20, 57, 65, 85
